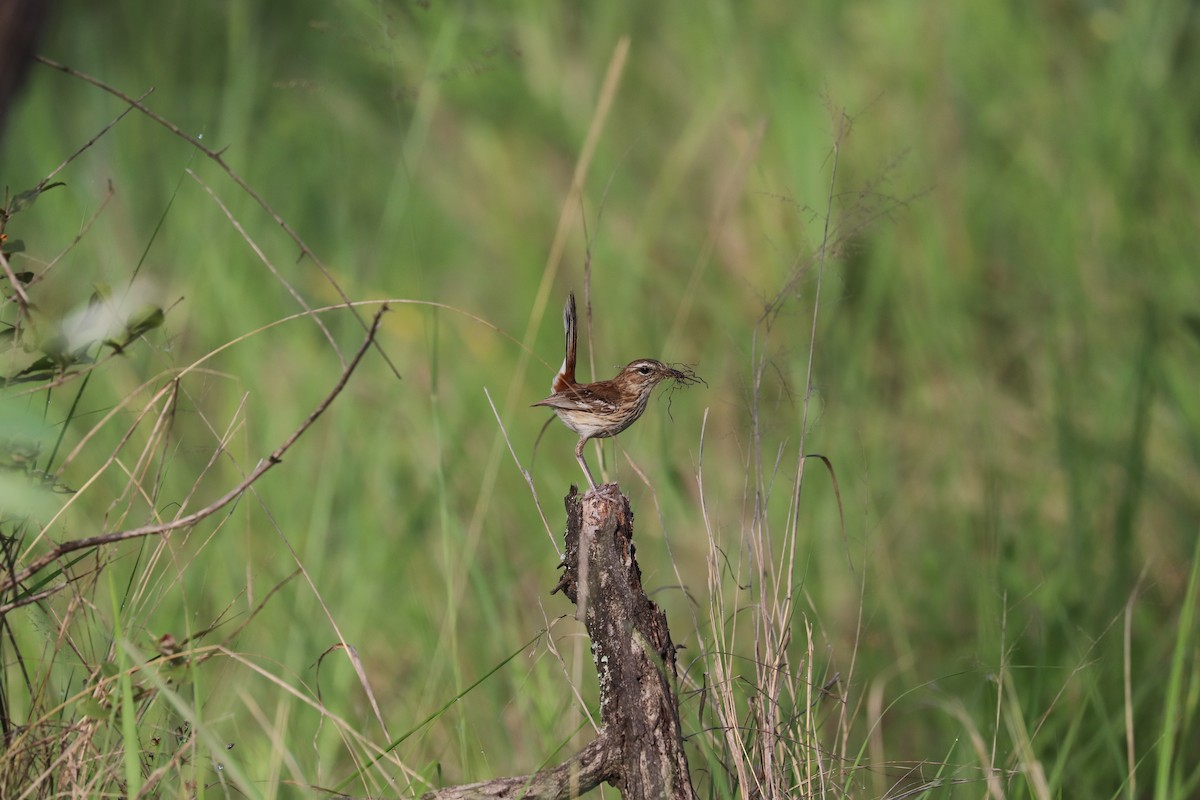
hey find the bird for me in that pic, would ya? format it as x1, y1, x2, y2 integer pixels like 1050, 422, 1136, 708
532, 292, 700, 489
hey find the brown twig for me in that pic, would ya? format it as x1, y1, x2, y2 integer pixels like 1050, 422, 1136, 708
32, 55, 403, 383
40, 88, 148, 192
187, 169, 344, 367
2, 181, 119, 385
0, 250, 30, 316
0, 306, 388, 611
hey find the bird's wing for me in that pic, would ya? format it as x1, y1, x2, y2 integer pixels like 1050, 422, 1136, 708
531, 390, 617, 413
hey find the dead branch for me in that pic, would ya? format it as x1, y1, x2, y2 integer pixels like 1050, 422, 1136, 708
424, 483, 696, 800
423, 736, 618, 800
0, 306, 388, 612
32, 54, 403, 381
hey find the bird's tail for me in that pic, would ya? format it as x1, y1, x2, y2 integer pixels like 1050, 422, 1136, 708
551, 291, 577, 393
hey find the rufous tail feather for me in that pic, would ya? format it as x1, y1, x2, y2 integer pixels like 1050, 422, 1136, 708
552, 291, 577, 393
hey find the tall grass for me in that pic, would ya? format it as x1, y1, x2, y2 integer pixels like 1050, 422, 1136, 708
1, 1, 1197, 797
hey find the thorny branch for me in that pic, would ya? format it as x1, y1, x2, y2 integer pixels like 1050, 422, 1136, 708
0, 306, 389, 613
32, 55, 402, 382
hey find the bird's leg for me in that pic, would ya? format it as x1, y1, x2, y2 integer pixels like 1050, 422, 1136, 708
575, 437, 598, 489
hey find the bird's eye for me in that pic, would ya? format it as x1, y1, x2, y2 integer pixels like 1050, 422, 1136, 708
638, 365, 652, 375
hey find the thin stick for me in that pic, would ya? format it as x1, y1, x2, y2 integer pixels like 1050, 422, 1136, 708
483, 387, 559, 558
188, 169, 344, 366
41, 88, 150, 190
0, 250, 30, 314
0, 307, 388, 607
1, 87, 143, 310
8, 297, 547, 402
32, 55, 403, 382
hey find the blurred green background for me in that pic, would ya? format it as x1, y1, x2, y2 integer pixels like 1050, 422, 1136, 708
2, 1, 1198, 797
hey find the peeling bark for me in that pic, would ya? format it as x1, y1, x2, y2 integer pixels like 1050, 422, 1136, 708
424, 484, 696, 800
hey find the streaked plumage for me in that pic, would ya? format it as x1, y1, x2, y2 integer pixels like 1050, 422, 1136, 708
533, 292, 700, 489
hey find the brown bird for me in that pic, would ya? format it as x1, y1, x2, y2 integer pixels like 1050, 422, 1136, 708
532, 292, 700, 489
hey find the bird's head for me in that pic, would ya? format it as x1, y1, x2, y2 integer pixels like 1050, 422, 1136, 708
617, 359, 702, 398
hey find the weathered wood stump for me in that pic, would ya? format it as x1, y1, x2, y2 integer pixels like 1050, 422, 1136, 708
424, 483, 696, 800
0, 0, 51, 139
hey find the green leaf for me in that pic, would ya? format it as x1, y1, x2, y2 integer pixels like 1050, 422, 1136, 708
125, 304, 165, 339
107, 304, 166, 353
7, 182, 66, 214
17, 355, 58, 377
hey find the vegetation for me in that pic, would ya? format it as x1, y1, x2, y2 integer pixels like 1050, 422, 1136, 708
1, 2, 1197, 797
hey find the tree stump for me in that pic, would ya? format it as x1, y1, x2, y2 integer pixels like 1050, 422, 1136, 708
0, 0, 51, 139
424, 483, 696, 800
